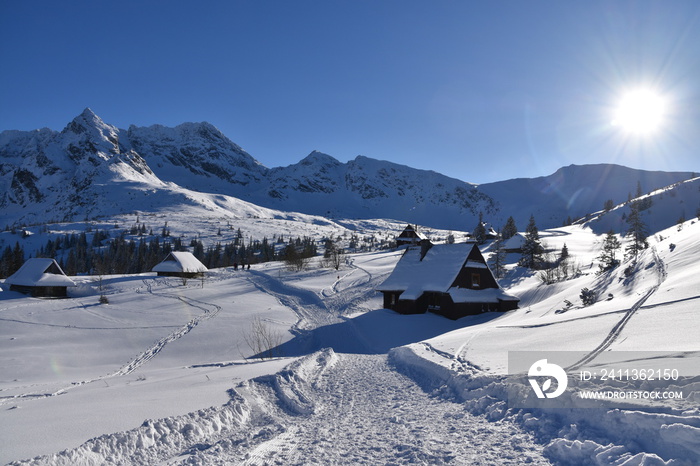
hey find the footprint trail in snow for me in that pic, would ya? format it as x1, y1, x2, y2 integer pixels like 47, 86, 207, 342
187, 353, 549, 465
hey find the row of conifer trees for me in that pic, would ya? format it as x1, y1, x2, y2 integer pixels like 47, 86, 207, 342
0, 229, 319, 279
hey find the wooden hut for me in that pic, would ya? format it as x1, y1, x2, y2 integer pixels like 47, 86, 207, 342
503, 232, 527, 253
377, 242, 519, 319
396, 224, 427, 247
5, 258, 76, 297
152, 252, 208, 278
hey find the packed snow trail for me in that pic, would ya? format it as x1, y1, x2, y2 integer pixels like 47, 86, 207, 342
173, 352, 550, 465
244, 270, 332, 332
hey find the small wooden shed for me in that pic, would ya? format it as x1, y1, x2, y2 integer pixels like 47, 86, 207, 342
5, 258, 76, 297
152, 251, 208, 278
377, 242, 519, 319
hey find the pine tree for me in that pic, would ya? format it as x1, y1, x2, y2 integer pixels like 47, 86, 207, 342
597, 230, 621, 274
625, 201, 648, 260
560, 243, 569, 262
519, 215, 542, 269
473, 212, 487, 244
502, 216, 518, 240
489, 230, 507, 278
0, 245, 14, 278
12, 242, 24, 274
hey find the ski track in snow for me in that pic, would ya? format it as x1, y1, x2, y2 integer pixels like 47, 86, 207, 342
568, 247, 667, 371
244, 264, 385, 335
244, 270, 333, 333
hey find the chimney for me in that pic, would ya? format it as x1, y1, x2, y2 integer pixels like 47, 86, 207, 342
419, 239, 433, 261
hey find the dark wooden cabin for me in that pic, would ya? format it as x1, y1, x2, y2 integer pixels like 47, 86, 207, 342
4, 258, 76, 298
377, 242, 519, 319
396, 224, 427, 247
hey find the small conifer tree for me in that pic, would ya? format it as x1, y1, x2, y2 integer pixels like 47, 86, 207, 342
598, 230, 621, 274
519, 215, 542, 269
625, 201, 648, 260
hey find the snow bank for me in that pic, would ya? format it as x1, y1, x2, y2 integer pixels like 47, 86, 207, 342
10, 396, 249, 465
389, 344, 700, 465
9, 349, 338, 465
242, 348, 338, 415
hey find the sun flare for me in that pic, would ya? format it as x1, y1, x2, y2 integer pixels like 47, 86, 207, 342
611, 89, 666, 135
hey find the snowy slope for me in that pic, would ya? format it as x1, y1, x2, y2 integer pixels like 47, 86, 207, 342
127, 121, 265, 192
580, 175, 700, 235
391, 220, 700, 464
478, 164, 697, 230
2, 216, 699, 464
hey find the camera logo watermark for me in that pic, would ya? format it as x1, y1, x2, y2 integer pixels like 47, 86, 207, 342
528, 359, 567, 398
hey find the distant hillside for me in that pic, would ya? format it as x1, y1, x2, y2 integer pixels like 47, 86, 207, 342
580, 175, 700, 235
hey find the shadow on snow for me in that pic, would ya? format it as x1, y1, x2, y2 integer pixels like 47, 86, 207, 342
254, 308, 505, 358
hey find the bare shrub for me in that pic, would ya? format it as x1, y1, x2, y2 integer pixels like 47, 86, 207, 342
243, 317, 283, 360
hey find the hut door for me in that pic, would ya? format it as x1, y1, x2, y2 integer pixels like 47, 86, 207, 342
426, 292, 441, 311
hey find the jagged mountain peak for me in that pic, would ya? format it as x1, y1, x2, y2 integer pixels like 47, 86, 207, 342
63, 108, 111, 134
60, 108, 121, 159
79, 106, 99, 120
299, 151, 341, 167
127, 120, 259, 164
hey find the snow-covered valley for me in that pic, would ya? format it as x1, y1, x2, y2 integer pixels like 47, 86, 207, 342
2, 109, 700, 464
2, 213, 699, 464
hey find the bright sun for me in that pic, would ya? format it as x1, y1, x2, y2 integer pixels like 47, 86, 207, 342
611, 89, 667, 135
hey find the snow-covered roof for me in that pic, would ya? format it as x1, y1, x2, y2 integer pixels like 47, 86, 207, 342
5, 258, 76, 287
377, 243, 473, 295
397, 224, 427, 241
503, 233, 526, 250
152, 252, 208, 274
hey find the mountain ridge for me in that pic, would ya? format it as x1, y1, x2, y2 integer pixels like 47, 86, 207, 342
1, 109, 696, 231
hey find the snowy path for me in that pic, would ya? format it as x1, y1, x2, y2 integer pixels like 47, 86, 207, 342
245, 270, 332, 332
171, 352, 550, 465
321, 261, 389, 317
245, 264, 387, 333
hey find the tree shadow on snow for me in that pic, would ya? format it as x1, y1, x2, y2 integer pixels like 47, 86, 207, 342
255, 309, 505, 357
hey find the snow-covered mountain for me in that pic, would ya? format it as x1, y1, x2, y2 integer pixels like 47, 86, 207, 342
258, 152, 497, 225
127, 121, 266, 191
2, 109, 700, 465
0, 109, 163, 223
479, 164, 697, 229
1, 109, 696, 231
580, 175, 700, 234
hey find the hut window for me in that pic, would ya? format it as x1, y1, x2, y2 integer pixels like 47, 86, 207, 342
471, 273, 481, 287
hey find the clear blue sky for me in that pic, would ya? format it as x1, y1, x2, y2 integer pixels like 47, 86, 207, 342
1, 1, 699, 184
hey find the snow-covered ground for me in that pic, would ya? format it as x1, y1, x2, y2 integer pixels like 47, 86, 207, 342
1, 219, 699, 464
